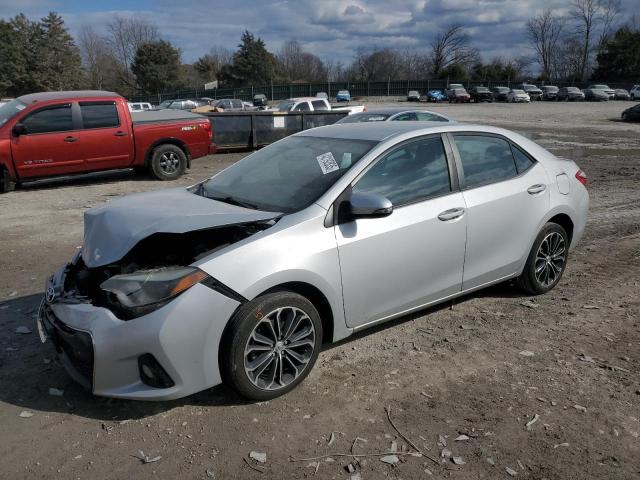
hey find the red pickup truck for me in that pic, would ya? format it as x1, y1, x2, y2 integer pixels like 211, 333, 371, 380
0, 90, 214, 192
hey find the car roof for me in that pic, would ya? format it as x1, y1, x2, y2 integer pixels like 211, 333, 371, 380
18, 90, 120, 103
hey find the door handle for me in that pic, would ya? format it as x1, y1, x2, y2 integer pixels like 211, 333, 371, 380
114, 131, 127, 137
438, 207, 465, 221
64, 136, 78, 142
527, 184, 546, 194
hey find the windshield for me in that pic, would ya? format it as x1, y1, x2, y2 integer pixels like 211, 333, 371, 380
158, 100, 173, 109
338, 113, 390, 123
544, 86, 559, 92
0, 99, 27, 127
338, 90, 349, 95
512, 90, 525, 94
495, 87, 509, 93
567, 87, 580, 92
200, 136, 377, 213
476, 87, 490, 92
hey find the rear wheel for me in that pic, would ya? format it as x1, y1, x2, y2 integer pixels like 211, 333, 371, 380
149, 144, 187, 181
0, 169, 15, 193
517, 223, 569, 295
220, 291, 323, 400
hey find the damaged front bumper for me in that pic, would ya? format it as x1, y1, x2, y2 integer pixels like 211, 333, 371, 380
38, 263, 242, 401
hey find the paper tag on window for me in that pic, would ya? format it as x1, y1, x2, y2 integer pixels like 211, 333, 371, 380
316, 152, 339, 174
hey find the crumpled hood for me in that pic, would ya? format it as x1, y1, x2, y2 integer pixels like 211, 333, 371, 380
82, 187, 280, 268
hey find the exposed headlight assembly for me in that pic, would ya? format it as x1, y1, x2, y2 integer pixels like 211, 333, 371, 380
100, 267, 208, 319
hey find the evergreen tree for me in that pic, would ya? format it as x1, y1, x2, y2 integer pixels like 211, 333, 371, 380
223, 31, 279, 86
131, 40, 181, 93
40, 12, 83, 90
592, 25, 640, 80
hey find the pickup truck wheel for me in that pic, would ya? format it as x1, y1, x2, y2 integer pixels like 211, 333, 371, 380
150, 144, 186, 181
0, 170, 15, 193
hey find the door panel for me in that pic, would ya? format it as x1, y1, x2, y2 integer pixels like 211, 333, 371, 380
79, 102, 133, 170
336, 194, 467, 327
10, 104, 85, 178
460, 163, 550, 290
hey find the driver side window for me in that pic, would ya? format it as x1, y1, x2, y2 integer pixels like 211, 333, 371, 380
353, 136, 451, 207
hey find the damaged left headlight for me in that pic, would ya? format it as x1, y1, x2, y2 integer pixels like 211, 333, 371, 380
100, 267, 208, 319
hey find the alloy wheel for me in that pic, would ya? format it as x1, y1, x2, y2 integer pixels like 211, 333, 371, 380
159, 152, 180, 174
244, 306, 316, 391
535, 232, 566, 287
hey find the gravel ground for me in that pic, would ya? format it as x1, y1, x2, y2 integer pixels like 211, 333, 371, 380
0, 100, 639, 479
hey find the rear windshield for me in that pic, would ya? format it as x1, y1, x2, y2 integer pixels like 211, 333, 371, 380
278, 101, 295, 112
0, 99, 27, 126
476, 87, 490, 92
338, 113, 391, 123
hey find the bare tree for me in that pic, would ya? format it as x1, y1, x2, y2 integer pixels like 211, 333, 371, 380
324, 58, 345, 81
570, 0, 602, 80
78, 25, 120, 90
429, 25, 476, 76
277, 40, 327, 82
597, 0, 622, 51
106, 15, 159, 89
351, 47, 403, 81
526, 9, 563, 80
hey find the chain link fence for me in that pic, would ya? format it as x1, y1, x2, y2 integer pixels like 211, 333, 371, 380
129, 79, 638, 104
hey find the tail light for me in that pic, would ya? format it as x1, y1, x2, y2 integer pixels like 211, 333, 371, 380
203, 120, 212, 139
363, 106, 367, 112
575, 169, 587, 186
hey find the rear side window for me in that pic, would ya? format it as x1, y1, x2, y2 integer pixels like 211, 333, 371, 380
416, 112, 447, 122
232, 100, 243, 109
394, 112, 417, 121
353, 136, 451, 206
311, 100, 329, 111
511, 145, 534, 174
80, 102, 119, 129
454, 135, 517, 188
294, 102, 311, 112
22, 105, 73, 134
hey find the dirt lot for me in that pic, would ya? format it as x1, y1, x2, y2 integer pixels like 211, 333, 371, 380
0, 101, 638, 479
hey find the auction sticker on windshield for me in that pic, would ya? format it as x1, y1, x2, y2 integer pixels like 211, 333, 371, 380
316, 152, 339, 174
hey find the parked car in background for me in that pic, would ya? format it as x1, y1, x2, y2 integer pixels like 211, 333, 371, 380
336, 90, 351, 102
621, 103, 640, 121
253, 94, 268, 107
407, 90, 421, 102
520, 84, 543, 101
449, 88, 471, 103
630, 85, 640, 100
0, 91, 214, 192
469, 86, 493, 103
316, 92, 328, 100
614, 89, 630, 100
335, 108, 451, 124
128, 102, 153, 112
445, 83, 464, 96
212, 99, 256, 111
38, 121, 589, 400
492, 86, 511, 102
584, 87, 610, 101
541, 86, 559, 101
507, 89, 530, 103
157, 99, 209, 110
423, 90, 448, 102
557, 87, 585, 101
0, 98, 13, 107
587, 84, 615, 99
277, 97, 365, 115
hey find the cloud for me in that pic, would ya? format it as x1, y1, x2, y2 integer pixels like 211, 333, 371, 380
0, 0, 635, 66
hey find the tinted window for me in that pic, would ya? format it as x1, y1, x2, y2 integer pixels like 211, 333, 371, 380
511, 145, 534, 174
22, 105, 73, 134
353, 137, 451, 206
415, 112, 448, 122
232, 100, 243, 109
80, 102, 119, 129
394, 112, 417, 121
454, 135, 517, 188
311, 100, 329, 111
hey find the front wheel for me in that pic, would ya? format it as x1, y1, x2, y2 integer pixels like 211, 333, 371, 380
517, 223, 569, 295
220, 291, 323, 400
150, 144, 187, 181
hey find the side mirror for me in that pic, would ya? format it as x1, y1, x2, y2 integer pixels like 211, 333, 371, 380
348, 191, 393, 218
12, 123, 27, 136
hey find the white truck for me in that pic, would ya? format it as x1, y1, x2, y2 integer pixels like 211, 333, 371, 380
277, 97, 366, 115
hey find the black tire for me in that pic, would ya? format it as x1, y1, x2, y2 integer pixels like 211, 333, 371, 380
622, 113, 627, 121
149, 144, 187, 181
220, 291, 323, 401
0, 169, 16, 193
516, 222, 569, 295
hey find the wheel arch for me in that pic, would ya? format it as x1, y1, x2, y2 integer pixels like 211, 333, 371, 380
546, 212, 574, 243
145, 138, 191, 168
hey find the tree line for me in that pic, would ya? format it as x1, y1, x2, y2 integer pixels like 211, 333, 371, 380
0, 8, 638, 99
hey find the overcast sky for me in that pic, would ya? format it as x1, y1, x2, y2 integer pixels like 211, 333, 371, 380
0, 0, 634, 64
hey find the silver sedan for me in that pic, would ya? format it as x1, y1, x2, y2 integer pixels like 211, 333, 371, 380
39, 122, 589, 401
